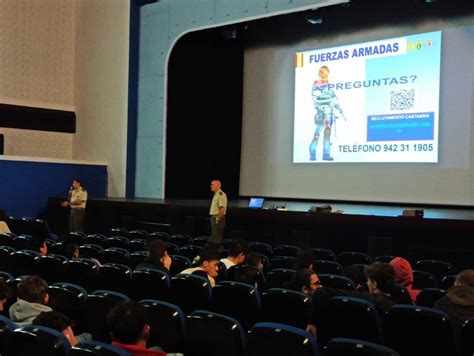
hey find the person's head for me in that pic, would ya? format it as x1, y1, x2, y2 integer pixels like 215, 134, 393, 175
72, 179, 82, 189
17, 275, 49, 305
389, 257, 414, 287
455, 269, 474, 288
210, 180, 222, 193
0, 280, 13, 312
234, 266, 261, 288
33, 311, 78, 346
293, 268, 321, 296
227, 239, 250, 265
61, 240, 79, 259
0, 209, 8, 222
245, 251, 263, 271
319, 66, 330, 80
148, 239, 171, 270
294, 250, 314, 270
196, 248, 221, 278
364, 262, 395, 295
30, 236, 48, 256
107, 301, 150, 346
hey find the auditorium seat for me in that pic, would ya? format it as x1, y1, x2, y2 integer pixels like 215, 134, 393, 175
0, 315, 15, 356
310, 248, 337, 262
319, 274, 356, 291
261, 288, 311, 329
130, 268, 170, 301
148, 231, 170, 240
106, 236, 130, 249
178, 245, 203, 261
222, 239, 237, 251
66, 232, 87, 245
337, 252, 372, 266
48, 282, 88, 327
274, 244, 301, 257
168, 274, 212, 315
0, 246, 14, 271
212, 281, 261, 330
12, 235, 32, 250
165, 242, 180, 255
187, 310, 245, 356
109, 228, 129, 238
169, 254, 192, 276
193, 236, 209, 247
317, 296, 383, 346
374, 255, 396, 263
249, 241, 273, 258
10, 249, 40, 276
325, 338, 400, 356
0, 271, 14, 285
102, 247, 131, 266
270, 256, 297, 269
313, 260, 345, 276
390, 284, 413, 305
84, 234, 107, 247
413, 270, 439, 289
8, 324, 71, 356
37, 254, 68, 284
414, 260, 455, 285
128, 238, 147, 252
440, 274, 456, 290
78, 244, 104, 259
83, 290, 130, 342
128, 230, 149, 240
416, 288, 446, 308
247, 322, 320, 356
65, 258, 99, 292
169, 234, 194, 247
460, 318, 474, 356
97, 263, 132, 295
68, 340, 129, 356
266, 268, 296, 289
141, 299, 186, 353
384, 305, 457, 356
0, 234, 14, 248
129, 250, 147, 269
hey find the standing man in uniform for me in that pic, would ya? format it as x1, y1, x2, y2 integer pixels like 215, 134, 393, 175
61, 179, 88, 233
208, 180, 227, 251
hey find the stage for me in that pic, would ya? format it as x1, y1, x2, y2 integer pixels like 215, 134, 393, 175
47, 196, 474, 270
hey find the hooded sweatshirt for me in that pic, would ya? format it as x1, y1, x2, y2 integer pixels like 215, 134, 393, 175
390, 257, 420, 303
434, 284, 474, 339
9, 299, 52, 327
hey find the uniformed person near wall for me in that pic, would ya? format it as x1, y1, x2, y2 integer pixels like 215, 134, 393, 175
61, 179, 88, 233
208, 180, 227, 251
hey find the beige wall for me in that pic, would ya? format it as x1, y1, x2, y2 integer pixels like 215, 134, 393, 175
74, 0, 129, 197
0, 0, 76, 158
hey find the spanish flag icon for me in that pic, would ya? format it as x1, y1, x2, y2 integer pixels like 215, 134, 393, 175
295, 53, 304, 68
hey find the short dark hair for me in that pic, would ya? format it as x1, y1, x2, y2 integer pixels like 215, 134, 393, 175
293, 268, 314, 291
234, 266, 261, 287
364, 262, 395, 293
107, 301, 148, 344
245, 252, 262, 268
61, 240, 79, 259
30, 235, 47, 252
147, 239, 167, 264
17, 276, 48, 303
33, 311, 73, 332
228, 239, 250, 258
456, 269, 474, 288
196, 248, 221, 266
0, 280, 13, 300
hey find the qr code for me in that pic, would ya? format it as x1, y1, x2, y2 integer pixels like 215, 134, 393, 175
390, 89, 415, 111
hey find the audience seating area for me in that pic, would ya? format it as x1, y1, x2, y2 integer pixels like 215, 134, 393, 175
0, 224, 473, 356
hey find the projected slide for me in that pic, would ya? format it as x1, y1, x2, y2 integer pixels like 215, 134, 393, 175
293, 31, 441, 163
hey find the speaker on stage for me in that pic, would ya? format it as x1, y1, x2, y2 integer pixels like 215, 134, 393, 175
0, 133, 3, 155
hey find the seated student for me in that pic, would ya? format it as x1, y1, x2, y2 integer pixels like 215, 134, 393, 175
390, 257, 420, 303
0, 209, 11, 234
294, 250, 314, 271
107, 301, 166, 356
245, 251, 264, 271
33, 311, 79, 347
30, 235, 48, 256
181, 248, 220, 287
434, 269, 474, 340
234, 266, 262, 289
135, 239, 172, 274
292, 268, 321, 296
220, 239, 249, 269
9, 275, 52, 327
0, 280, 13, 312
61, 240, 80, 259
